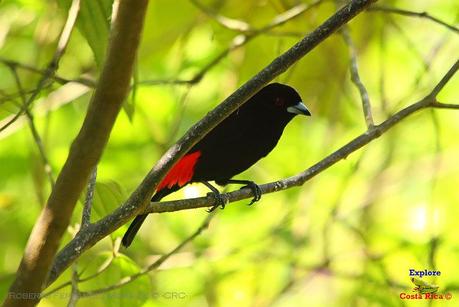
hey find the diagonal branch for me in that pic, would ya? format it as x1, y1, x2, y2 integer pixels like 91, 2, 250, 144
429, 60, 459, 97
42, 213, 216, 297
43, 59, 458, 298
143, 59, 458, 214
46, 0, 377, 287
79, 212, 216, 297
4, 0, 149, 306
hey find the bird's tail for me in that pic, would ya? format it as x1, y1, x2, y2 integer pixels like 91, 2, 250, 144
122, 191, 167, 248
121, 214, 148, 248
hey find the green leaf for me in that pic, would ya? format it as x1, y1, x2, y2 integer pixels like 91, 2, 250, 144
57, 0, 113, 67
91, 180, 126, 220
80, 252, 151, 306
122, 97, 135, 122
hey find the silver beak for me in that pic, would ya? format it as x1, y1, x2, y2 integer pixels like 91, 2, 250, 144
287, 101, 311, 116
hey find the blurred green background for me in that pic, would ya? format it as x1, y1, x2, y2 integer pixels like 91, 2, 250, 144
1, 0, 459, 306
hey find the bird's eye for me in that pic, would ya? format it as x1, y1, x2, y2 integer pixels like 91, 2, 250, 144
274, 97, 285, 107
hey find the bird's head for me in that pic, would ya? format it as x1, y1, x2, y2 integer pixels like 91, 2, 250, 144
253, 83, 311, 119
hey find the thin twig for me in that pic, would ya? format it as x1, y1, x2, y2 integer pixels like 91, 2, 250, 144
24, 109, 56, 187
52, 0, 81, 64
0, 101, 25, 134
0, 57, 96, 88
41, 249, 115, 298
390, 32, 451, 111
79, 212, 216, 297
397, 34, 451, 107
429, 59, 459, 98
0, 86, 51, 107
0, 82, 93, 140
6, 64, 56, 188
369, 6, 459, 34
378, 24, 389, 114
430, 102, 459, 110
339, 23, 374, 128
77, 253, 114, 283
137, 0, 322, 87
0, 1, 322, 93
190, 0, 251, 31
66, 265, 80, 307
40, 281, 72, 299
255, 0, 323, 34
191, 0, 323, 35
386, 16, 428, 68
0, 0, 81, 135
81, 167, 97, 229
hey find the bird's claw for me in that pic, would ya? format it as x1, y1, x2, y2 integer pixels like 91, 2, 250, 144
241, 182, 262, 206
206, 191, 228, 212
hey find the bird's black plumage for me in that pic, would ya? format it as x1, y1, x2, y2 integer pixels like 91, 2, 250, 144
122, 83, 310, 247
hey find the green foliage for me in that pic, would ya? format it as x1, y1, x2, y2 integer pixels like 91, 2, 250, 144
91, 181, 127, 220
56, 0, 113, 67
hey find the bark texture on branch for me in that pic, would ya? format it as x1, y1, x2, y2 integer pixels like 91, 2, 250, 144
4, 1, 149, 306
46, 0, 377, 287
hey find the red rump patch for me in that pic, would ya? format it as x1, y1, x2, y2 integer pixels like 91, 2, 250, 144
157, 151, 202, 191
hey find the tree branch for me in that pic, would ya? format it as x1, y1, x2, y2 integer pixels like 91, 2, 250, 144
79, 212, 216, 297
4, 0, 149, 306
0, 0, 81, 135
41, 213, 215, 298
0, 57, 96, 88
369, 6, 459, 34
429, 59, 459, 97
144, 60, 457, 213
46, 0, 377, 287
0, 0, 322, 95
6, 64, 55, 188
339, 23, 374, 128
430, 102, 459, 110
66, 265, 79, 307
81, 167, 97, 229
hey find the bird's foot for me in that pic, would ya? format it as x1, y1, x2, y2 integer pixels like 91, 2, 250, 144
240, 181, 262, 206
202, 181, 228, 212
206, 191, 228, 212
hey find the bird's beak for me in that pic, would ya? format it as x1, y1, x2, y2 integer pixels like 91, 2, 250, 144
287, 102, 311, 116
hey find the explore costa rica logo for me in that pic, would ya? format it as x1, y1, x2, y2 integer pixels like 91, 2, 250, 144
399, 269, 452, 300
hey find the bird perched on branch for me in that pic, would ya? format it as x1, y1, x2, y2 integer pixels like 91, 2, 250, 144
122, 83, 311, 247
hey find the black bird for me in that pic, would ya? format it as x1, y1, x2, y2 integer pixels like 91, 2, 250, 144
122, 83, 310, 247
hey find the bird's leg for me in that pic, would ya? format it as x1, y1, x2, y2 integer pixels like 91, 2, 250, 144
201, 181, 227, 212
225, 179, 262, 206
